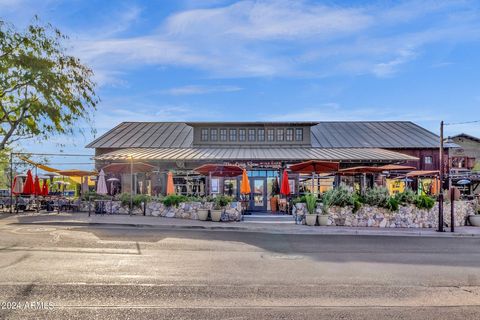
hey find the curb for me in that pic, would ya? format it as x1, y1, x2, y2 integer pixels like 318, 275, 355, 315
9, 220, 480, 238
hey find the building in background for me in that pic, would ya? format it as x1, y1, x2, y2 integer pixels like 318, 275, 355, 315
86, 121, 450, 210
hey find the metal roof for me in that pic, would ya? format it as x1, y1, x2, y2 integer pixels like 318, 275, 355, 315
86, 122, 193, 148
451, 133, 480, 144
310, 121, 439, 148
87, 121, 440, 149
94, 147, 418, 162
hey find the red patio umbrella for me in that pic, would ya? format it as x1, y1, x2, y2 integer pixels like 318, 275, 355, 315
41, 179, 49, 196
34, 176, 41, 196
289, 160, 339, 174
194, 164, 243, 177
22, 169, 35, 195
280, 170, 291, 196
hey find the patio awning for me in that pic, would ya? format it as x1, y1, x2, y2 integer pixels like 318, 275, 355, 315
194, 164, 243, 177
339, 166, 386, 174
406, 170, 440, 177
289, 160, 339, 173
102, 162, 156, 174
379, 164, 417, 171
95, 147, 418, 163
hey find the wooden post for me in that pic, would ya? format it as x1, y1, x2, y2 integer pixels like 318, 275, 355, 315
450, 187, 455, 233
438, 121, 445, 232
9, 152, 13, 214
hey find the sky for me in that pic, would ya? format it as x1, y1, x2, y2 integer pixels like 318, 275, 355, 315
1, 0, 480, 165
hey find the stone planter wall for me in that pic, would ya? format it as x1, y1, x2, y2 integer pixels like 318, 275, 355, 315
79, 200, 242, 222
293, 201, 476, 228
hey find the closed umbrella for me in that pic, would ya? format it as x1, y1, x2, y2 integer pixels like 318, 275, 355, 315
41, 179, 49, 196
166, 172, 175, 195
34, 176, 41, 196
81, 176, 89, 194
280, 170, 291, 196
12, 176, 23, 195
96, 169, 108, 195
107, 177, 120, 195
23, 170, 35, 195
240, 169, 251, 194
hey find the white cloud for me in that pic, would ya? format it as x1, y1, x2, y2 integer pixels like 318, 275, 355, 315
159, 85, 242, 95
6, 0, 480, 84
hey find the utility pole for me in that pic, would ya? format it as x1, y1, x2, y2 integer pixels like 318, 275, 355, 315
438, 121, 445, 232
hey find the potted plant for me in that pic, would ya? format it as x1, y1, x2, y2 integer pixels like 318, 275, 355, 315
319, 190, 332, 226
197, 196, 209, 221
211, 195, 232, 222
270, 178, 280, 212
469, 203, 480, 227
304, 193, 317, 226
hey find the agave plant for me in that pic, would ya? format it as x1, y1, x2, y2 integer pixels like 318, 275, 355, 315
305, 193, 317, 215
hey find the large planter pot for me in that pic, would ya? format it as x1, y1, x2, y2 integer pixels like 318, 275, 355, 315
318, 215, 329, 226
211, 209, 223, 222
305, 214, 317, 226
469, 215, 480, 227
198, 209, 209, 221
270, 197, 278, 212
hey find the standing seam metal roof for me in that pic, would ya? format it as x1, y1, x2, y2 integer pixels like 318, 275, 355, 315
86, 121, 440, 149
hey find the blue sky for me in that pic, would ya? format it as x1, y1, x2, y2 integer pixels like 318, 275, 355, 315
2, 0, 480, 161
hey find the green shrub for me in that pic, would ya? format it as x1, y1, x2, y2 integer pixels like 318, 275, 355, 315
414, 194, 435, 210
119, 193, 151, 208
363, 187, 390, 207
305, 193, 317, 215
321, 187, 355, 207
394, 189, 417, 204
292, 195, 307, 205
162, 194, 187, 207
214, 195, 233, 209
81, 190, 109, 201
352, 193, 363, 213
386, 196, 399, 211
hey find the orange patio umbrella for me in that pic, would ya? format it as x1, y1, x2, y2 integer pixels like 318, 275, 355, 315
166, 172, 175, 195
240, 169, 251, 194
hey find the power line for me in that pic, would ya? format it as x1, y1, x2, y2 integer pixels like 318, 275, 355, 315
445, 120, 480, 126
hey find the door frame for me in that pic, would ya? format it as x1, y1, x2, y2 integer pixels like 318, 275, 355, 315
250, 177, 267, 211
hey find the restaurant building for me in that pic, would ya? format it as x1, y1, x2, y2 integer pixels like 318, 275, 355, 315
87, 121, 441, 211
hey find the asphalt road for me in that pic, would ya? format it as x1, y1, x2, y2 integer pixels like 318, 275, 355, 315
0, 220, 479, 319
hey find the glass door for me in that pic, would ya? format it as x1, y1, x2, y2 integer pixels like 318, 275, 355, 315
250, 177, 267, 211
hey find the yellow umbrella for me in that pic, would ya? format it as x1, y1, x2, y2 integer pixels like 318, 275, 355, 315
240, 169, 251, 194
166, 172, 175, 195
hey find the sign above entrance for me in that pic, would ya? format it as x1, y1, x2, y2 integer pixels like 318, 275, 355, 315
223, 161, 283, 169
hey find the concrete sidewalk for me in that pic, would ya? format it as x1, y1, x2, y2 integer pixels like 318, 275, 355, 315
1, 211, 479, 237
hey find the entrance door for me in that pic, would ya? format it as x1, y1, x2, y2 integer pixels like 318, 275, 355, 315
250, 177, 267, 211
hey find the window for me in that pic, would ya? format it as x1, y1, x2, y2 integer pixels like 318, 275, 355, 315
424, 156, 433, 164
248, 128, 256, 141
239, 129, 246, 141
258, 128, 265, 141
267, 129, 275, 141
210, 128, 218, 141
219, 128, 227, 141
276, 128, 284, 141
229, 129, 237, 141
286, 128, 294, 141
201, 128, 208, 141
295, 128, 303, 141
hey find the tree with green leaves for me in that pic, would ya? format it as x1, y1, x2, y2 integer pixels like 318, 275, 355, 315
0, 17, 98, 150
